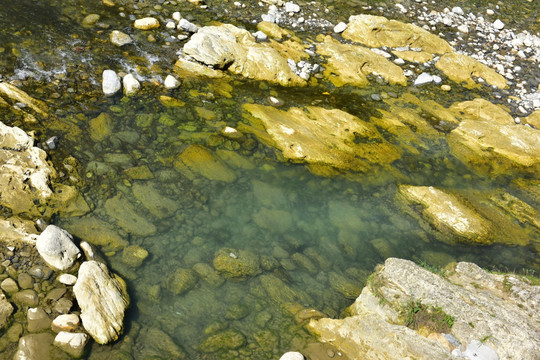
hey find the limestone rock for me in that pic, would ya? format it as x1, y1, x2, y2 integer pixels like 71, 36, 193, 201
0, 82, 49, 118
174, 58, 225, 79
183, 24, 306, 86
104, 194, 157, 236
397, 185, 491, 245
174, 144, 237, 183
1, 278, 19, 295
213, 248, 261, 280
524, 110, 540, 128
60, 215, 128, 251
448, 120, 540, 176
192, 263, 225, 287
73, 261, 129, 344
317, 36, 407, 87
132, 181, 179, 218
435, 52, 508, 89
0, 122, 56, 217
342, 15, 453, 54
134, 17, 159, 30
242, 104, 401, 172
308, 258, 540, 360
166, 268, 198, 295
110, 30, 132, 46
54, 332, 89, 358
14, 333, 70, 360
164, 75, 180, 89
36, 225, 81, 271
0, 217, 39, 245
58, 274, 77, 286
102, 70, 121, 96
27, 307, 51, 333
280, 352, 305, 360
0, 290, 13, 330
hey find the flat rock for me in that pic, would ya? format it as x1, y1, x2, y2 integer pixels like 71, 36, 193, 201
27, 307, 51, 333
449, 98, 514, 125
242, 104, 401, 172
73, 261, 129, 344
60, 215, 128, 251
342, 15, 452, 54
308, 258, 540, 360
104, 194, 157, 236
448, 120, 540, 176
132, 181, 179, 218
54, 332, 89, 358
317, 36, 407, 87
136, 327, 186, 359
174, 144, 237, 183
14, 333, 70, 360
57, 274, 77, 286
435, 52, 507, 89
52, 314, 81, 332
36, 225, 80, 271
183, 24, 307, 86
213, 248, 261, 280
110, 30, 132, 46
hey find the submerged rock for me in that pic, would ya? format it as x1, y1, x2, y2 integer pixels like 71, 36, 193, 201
60, 215, 128, 252
36, 225, 81, 271
242, 104, 401, 172
166, 268, 198, 295
174, 144, 237, 183
137, 327, 186, 359
308, 258, 540, 360
199, 329, 246, 353
53, 332, 89, 358
73, 261, 129, 344
14, 333, 70, 360
213, 248, 261, 280
131, 181, 179, 219
110, 30, 132, 47
104, 194, 157, 236
0, 290, 13, 330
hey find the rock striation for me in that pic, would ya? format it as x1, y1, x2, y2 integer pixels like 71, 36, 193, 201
308, 258, 540, 360
73, 261, 130, 344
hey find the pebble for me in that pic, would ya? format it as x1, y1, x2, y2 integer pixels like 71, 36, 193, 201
261, 14, 276, 23
166, 21, 176, 29
441, 84, 452, 91
58, 274, 77, 286
164, 75, 180, 89
457, 25, 469, 34
254, 31, 268, 41
172, 12, 182, 22
452, 7, 464, 16
280, 352, 305, 360
493, 19, 505, 30
102, 70, 121, 96
284, 2, 300, 13
133, 17, 160, 30
45, 136, 59, 150
414, 73, 434, 86
333, 22, 347, 33
122, 74, 140, 96
486, 9, 495, 15
514, 117, 521, 124
110, 30, 132, 47
178, 19, 198, 33
394, 58, 405, 65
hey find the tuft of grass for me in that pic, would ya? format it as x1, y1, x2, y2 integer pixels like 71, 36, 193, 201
415, 259, 450, 278
399, 298, 454, 333
367, 270, 388, 305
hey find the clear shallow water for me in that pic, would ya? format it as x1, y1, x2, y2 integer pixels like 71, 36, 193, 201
1, 0, 539, 359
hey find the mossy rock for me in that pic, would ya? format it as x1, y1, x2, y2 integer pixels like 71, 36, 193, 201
166, 268, 198, 295
122, 245, 149, 268
213, 248, 261, 280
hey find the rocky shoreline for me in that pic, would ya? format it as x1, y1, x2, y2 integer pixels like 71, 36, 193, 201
1, 0, 539, 359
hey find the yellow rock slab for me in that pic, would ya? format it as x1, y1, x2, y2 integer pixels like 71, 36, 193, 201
174, 144, 237, 182
449, 98, 513, 124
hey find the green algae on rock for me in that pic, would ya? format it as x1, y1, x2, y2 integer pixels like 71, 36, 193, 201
60, 215, 128, 252
241, 104, 401, 172
213, 248, 261, 280
174, 144, 237, 182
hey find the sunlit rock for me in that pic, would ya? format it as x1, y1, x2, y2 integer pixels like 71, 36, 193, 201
104, 194, 157, 236
74, 261, 129, 344
60, 215, 128, 252
448, 120, 540, 176
0, 217, 39, 244
524, 110, 540, 128
122, 245, 149, 268
36, 225, 81, 271
174, 58, 225, 79
133, 17, 159, 30
213, 248, 261, 280
308, 258, 540, 360
435, 52, 508, 89
174, 144, 237, 182
242, 104, 401, 172
54, 332, 89, 358
449, 98, 514, 125
110, 30, 132, 46
342, 15, 453, 54
183, 24, 307, 86
102, 70, 121, 96
397, 185, 492, 245
122, 74, 140, 96
317, 36, 407, 87
0, 82, 49, 118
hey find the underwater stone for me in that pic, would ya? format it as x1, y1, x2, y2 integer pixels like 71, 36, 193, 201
164, 75, 180, 89
14, 333, 68, 360
89, 112, 112, 142
174, 144, 237, 183
54, 332, 89, 358
166, 268, 198, 295
122, 245, 149, 268
178, 19, 199, 33
60, 215, 128, 252
27, 308, 51, 333
280, 352, 305, 360
102, 70, 121, 96
0, 290, 13, 330
136, 327, 186, 359
104, 195, 157, 236
213, 248, 261, 280
199, 329, 246, 353
132, 181, 179, 219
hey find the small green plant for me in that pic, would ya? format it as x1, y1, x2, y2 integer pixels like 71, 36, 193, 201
415, 259, 449, 278
480, 334, 493, 343
399, 298, 455, 333
367, 271, 387, 305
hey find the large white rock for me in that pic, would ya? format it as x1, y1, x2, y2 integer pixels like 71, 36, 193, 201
54, 332, 89, 358
73, 261, 129, 344
122, 74, 140, 96
36, 225, 80, 271
102, 70, 121, 96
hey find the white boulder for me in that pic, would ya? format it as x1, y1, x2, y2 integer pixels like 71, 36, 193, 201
123, 74, 140, 96
36, 225, 80, 271
102, 70, 121, 96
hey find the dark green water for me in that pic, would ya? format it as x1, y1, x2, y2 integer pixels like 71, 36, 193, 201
1, 0, 539, 359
